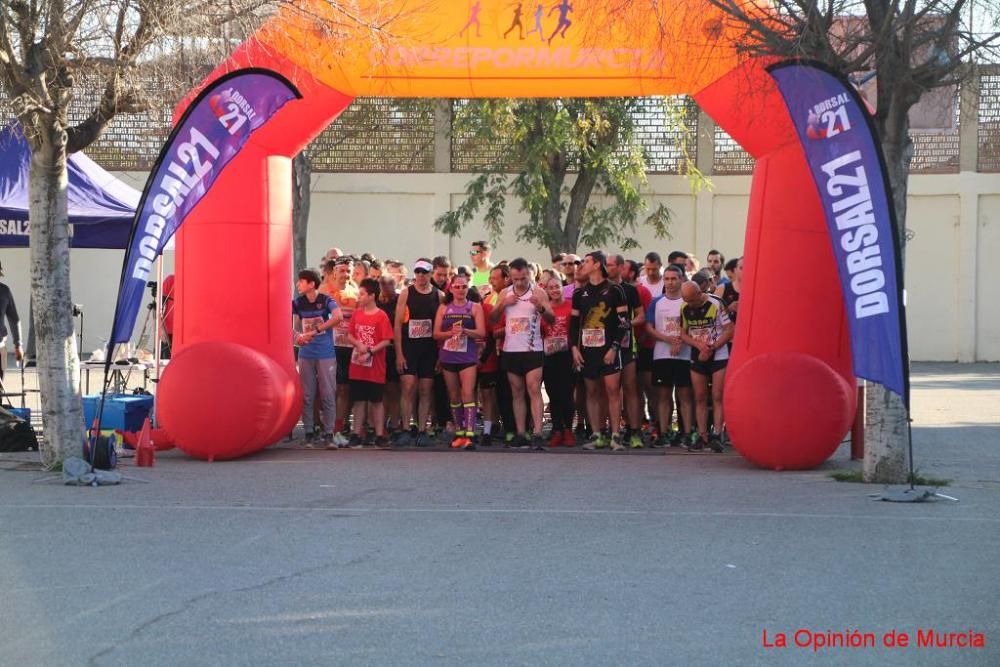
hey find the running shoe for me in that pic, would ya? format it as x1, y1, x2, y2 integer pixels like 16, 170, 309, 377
687, 436, 707, 452
581, 433, 607, 450
629, 433, 644, 449
516, 433, 531, 449
651, 433, 669, 448
374, 435, 389, 448
451, 433, 469, 449
480, 432, 492, 447
348, 433, 365, 449
303, 432, 316, 449
708, 435, 725, 453
531, 434, 547, 451
610, 433, 626, 452
323, 432, 336, 449
561, 429, 576, 447
415, 431, 435, 448
548, 430, 564, 447
668, 430, 685, 448
332, 432, 350, 448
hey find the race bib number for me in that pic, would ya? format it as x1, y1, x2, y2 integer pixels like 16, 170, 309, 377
544, 335, 568, 355
582, 328, 606, 348
334, 324, 351, 347
351, 347, 373, 367
443, 334, 468, 353
508, 317, 531, 335
691, 328, 711, 345
301, 316, 323, 334
408, 319, 432, 339
662, 318, 681, 338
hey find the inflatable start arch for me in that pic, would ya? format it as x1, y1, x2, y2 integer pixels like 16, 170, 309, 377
157, 0, 859, 468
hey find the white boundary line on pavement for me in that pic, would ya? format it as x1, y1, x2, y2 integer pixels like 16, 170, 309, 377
1, 503, 997, 523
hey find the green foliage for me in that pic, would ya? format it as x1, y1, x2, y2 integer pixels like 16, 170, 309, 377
661, 97, 712, 195
437, 97, 688, 254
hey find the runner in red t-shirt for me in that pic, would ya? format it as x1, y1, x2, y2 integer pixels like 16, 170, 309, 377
541, 275, 576, 446
347, 278, 394, 447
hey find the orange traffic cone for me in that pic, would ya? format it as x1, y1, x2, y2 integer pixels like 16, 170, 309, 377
135, 417, 155, 467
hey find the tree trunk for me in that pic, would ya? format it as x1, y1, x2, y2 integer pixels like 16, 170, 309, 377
292, 150, 312, 274
542, 158, 569, 256
863, 92, 914, 484
28, 123, 84, 466
563, 167, 598, 254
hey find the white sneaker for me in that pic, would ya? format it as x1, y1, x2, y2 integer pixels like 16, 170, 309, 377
332, 432, 350, 448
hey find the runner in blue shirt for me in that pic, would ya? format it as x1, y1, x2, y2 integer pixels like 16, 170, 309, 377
293, 268, 343, 447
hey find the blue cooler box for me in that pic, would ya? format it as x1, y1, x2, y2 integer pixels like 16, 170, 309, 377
82, 394, 153, 432
8, 407, 31, 422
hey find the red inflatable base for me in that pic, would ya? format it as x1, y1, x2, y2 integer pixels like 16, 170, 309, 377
724, 352, 855, 470
156, 341, 302, 461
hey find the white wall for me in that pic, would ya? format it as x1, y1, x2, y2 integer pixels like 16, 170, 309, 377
2, 170, 996, 361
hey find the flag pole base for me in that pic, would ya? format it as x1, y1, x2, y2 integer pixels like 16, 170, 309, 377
869, 487, 959, 503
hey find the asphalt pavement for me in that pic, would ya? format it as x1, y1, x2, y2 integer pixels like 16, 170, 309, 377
1, 362, 997, 666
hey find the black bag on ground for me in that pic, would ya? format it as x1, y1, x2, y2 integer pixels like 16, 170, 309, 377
0, 419, 39, 452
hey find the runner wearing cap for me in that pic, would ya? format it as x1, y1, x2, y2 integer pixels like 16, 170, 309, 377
394, 258, 444, 447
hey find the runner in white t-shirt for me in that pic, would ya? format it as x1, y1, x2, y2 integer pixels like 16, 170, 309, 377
637, 250, 665, 297
643, 264, 694, 448
488, 257, 554, 449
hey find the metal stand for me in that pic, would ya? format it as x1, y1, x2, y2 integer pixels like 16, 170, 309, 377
32, 473, 150, 485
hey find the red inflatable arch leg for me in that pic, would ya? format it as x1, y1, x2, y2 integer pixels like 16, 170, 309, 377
695, 61, 856, 469
156, 46, 355, 460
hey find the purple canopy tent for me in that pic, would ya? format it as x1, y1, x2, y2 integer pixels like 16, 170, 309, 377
0, 124, 139, 248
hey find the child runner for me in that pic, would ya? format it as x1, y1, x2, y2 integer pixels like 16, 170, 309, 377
292, 269, 343, 448
434, 274, 487, 449
346, 278, 394, 448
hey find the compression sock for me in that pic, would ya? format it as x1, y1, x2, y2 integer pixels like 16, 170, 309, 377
464, 402, 477, 437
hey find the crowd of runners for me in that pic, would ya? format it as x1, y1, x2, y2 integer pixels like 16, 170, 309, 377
292, 241, 743, 452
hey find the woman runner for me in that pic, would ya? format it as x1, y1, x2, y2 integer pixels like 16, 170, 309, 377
433, 274, 487, 448
541, 275, 575, 446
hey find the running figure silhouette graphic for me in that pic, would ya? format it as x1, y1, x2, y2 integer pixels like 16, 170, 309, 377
547, 0, 572, 44
460, 1, 482, 38
504, 3, 526, 39
526, 4, 544, 40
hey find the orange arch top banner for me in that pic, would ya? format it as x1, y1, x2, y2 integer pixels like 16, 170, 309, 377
255, 0, 760, 98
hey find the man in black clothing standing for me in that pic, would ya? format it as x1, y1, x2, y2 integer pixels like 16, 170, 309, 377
0, 262, 23, 379
571, 252, 629, 451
